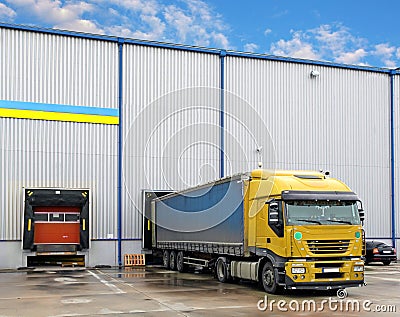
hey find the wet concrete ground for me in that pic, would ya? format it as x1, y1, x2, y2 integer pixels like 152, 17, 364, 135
0, 262, 399, 316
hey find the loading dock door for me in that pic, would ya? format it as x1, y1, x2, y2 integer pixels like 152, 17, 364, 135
23, 189, 89, 251
34, 206, 80, 245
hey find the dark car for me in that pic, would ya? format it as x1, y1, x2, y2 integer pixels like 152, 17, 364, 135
365, 241, 397, 265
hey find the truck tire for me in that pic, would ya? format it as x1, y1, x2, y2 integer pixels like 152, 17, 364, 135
261, 261, 278, 294
176, 251, 185, 272
162, 250, 170, 269
216, 258, 228, 283
169, 251, 177, 270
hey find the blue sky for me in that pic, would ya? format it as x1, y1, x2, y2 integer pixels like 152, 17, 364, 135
0, 0, 399, 68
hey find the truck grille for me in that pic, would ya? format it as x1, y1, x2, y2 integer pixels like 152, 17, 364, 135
306, 240, 350, 254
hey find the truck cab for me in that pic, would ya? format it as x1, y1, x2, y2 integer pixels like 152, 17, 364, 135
246, 169, 365, 293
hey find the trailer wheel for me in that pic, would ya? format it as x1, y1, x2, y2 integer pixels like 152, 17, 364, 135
162, 250, 170, 269
169, 251, 177, 270
261, 261, 278, 294
216, 258, 228, 283
176, 251, 185, 272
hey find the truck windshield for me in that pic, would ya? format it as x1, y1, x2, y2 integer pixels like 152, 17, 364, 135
285, 200, 361, 225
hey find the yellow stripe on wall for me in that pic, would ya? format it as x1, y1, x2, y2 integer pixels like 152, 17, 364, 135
0, 108, 119, 125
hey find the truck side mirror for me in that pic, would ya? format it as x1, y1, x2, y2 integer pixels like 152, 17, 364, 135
357, 201, 365, 223
358, 208, 365, 222
269, 202, 279, 224
267, 200, 284, 237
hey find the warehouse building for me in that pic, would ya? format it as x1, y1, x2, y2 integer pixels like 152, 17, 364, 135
0, 23, 399, 268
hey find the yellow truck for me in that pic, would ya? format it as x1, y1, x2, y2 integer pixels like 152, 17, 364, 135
152, 169, 365, 293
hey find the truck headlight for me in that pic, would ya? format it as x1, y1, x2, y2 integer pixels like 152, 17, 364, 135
353, 266, 364, 272
292, 267, 306, 274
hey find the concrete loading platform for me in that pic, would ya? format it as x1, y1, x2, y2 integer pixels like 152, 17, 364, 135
0, 263, 398, 316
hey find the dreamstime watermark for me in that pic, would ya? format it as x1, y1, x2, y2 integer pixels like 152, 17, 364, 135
257, 289, 397, 313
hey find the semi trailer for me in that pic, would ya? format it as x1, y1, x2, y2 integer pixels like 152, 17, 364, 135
151, 169, 365, 293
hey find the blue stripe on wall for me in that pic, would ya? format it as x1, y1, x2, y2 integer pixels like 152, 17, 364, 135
0, 100, 119, 117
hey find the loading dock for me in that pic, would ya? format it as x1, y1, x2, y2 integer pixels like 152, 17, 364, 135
23, 189, 89, 267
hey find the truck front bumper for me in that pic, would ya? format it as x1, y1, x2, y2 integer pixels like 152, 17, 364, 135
284, 260, 365, 290
284, 278, 365, 290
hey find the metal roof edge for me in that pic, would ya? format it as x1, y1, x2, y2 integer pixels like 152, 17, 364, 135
0, 22, 118, 42
225, 51, 393, 74
0, 22, 220, 55
1, 22, 399, 74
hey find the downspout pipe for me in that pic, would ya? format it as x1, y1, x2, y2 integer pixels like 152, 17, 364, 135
220, 50, 227, 178
117, 38, 125, 267
390, 69, 396, 248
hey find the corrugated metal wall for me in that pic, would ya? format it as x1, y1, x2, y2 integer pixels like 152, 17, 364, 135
122, 45, 220, 239
0, 28, 117, 106
0, 29, 118, 240
0, 119, 117, 240
394, 74, 400, 245
224, 57, 391, 238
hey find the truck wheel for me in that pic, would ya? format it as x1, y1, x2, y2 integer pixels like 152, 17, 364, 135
261, 262, 278, 294
162, 250, 170, 269
169, 251, 177, 270
216, 258, 228, 283
176, 251, 185, 272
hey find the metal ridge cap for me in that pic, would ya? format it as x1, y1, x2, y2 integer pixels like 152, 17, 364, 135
225, 51, 393, 74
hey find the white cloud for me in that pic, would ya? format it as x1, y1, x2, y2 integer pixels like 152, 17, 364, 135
373, 43, 395, 56
185, 0, 213, 23
244, 43, 258, 52
269, 23, 370, 64
312, 24, 349, 52
105, 0, 230, 48
270, 31, 319, 60
55, 19, 102, 34
4, 0, 230, 49
373, 43, 397, 67
397, 47, 400, 59
0, 3, 16, 21
108, 0, 159, 16
335, 48, 367, 64
8, 0, 90, 24
6, 0, 103, 34
105, 25, 136, 38
211, 32, 228, 49
164, 4, 193, 42
131, 14, 166, 40
264, 28, 272, 36
163, 0, 229, 48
